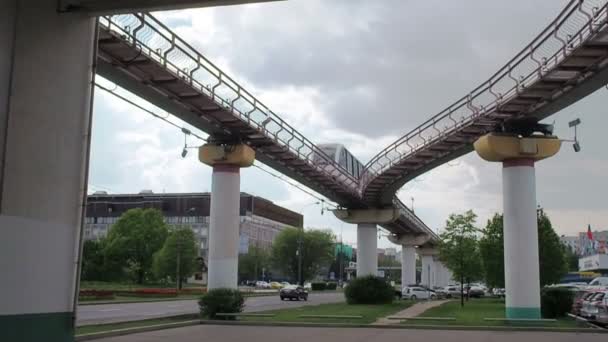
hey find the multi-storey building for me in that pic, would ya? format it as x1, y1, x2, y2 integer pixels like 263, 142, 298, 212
85, 191, 302, 282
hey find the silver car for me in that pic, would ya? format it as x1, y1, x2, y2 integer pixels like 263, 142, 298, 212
581, 291, 606, 320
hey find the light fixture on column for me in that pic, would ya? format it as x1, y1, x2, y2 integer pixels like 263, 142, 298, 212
568, 118, 582, 152
181, 127, 192, 158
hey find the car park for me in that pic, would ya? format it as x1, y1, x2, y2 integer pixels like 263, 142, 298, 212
402, 286, 437, 300
467, 285, 485, 298
280, 285, 308, 301
270, 281, 283, 289
442, 286, 463, 298
595, 293, 608, 325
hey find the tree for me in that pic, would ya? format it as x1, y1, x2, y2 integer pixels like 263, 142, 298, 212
238, 245, 271, 282
477, 209, 568, 288
81, 239, 106, 281
564, 245, 579, 272
537, 208, 568, 286
271, 228, 334, 283
479, 214, 505, 289
103, 208, 169, 284
153, 226, 199, 289
438, 210, 483, 307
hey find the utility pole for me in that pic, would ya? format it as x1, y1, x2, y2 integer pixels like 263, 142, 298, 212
176, 237, 181, 291
297, 228, 303, 285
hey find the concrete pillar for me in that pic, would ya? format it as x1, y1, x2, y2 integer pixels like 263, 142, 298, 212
401, 245, 416, 286
474, 133, 561, 319
0, 1, 96, 341
207, 165, 241, 289
503, 159, 540, 318
421, 254, 435, 288
356, 223, 377, 277
199, 143, 254, 290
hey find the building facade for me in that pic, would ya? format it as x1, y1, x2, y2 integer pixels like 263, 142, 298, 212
85, 191, 303, 282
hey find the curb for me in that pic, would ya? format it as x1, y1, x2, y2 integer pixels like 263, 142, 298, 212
79, 292, 279, 306
199, 319, 606, 333
75, 320, 200, 341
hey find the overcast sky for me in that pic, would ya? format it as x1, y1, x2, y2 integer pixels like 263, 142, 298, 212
89, 0, 608, 248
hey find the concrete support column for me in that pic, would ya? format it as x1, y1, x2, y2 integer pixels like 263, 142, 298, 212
474, 133, 561, 319
420, 255, 435, 288
207, 165, 241, 289
503, 159, 540, 318
0, 1, 96, 341
401, 245, 416, 286
199, 143, 254, 290
356, 223, 377, 277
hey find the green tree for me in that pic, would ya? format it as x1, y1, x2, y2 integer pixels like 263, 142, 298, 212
479, 214, 505, 289
81, 239, 106, 281
538, 209, 568, 286
476, 209, 568, 288
271, 228, 334, 283
564, 245, 579, 272
438, 210, 482, 306
103, 208, 169, 284
153, 226, 199, 289
238, 245, 271, 282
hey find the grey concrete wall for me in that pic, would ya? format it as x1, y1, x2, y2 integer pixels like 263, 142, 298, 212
0, 0, 16, 207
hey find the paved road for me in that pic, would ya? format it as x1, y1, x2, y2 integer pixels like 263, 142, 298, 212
94, 325, 607, 342
77, 292, 344, 326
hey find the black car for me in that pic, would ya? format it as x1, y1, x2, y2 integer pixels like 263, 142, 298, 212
280, 285, 308, 301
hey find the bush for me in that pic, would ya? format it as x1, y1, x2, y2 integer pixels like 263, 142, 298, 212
311, 282, 327, 291
198, 288, 244, 319
326, 282, 337, 290
541, 287, 574, 318
344, 276, 395, 304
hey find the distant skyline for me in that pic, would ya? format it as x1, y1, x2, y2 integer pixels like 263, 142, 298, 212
89, 0, 607, 248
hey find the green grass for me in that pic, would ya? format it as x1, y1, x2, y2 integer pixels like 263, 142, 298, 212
402, 299, 579, 328
79, 294, 203, 305
75, 314, 198, 335
240, 301, 413, 324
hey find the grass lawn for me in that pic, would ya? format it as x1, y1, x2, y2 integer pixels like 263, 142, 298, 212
402, 299, 579, 328
241, 301, 413, 324
75, 314, 198, 336
80, 281, 205, 290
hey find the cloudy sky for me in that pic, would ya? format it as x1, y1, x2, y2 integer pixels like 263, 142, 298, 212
89, 0, 608, 248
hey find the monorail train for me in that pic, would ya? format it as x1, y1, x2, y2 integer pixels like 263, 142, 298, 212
313, 143, 365, 178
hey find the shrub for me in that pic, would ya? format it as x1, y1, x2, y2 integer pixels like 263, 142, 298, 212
198, 288, 244, 319
311, 282, 327, 291
541, 287, 574, 318
326, 282, 338, 290
344, 276, 394, 304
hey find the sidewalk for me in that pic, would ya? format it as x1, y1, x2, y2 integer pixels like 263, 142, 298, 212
373, 300, 450, 325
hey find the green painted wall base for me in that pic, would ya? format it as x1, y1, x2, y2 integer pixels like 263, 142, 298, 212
506, 307, 541, 319
0, 312, 74, 342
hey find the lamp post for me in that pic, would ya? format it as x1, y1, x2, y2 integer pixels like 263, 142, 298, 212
296, 202, 319, 286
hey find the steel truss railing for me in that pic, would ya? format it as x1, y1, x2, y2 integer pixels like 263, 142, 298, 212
99, 13, 360, 196
392, 198, 438, 239
362, 0, 608, 190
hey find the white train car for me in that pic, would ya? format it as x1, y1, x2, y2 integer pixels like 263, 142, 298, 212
312, 143, 364, 178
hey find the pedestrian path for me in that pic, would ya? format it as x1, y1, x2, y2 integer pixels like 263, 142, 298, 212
373, 300, 450, 325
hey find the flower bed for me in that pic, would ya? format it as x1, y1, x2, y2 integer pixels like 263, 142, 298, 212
114, 288, 179, 298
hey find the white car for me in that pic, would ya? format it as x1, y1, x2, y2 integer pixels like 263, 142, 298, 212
255, 281, 271, 289
442, 286, 463, 298
303, 282, 312, 290
402, 286, 437, 300
586, 277, 608, 290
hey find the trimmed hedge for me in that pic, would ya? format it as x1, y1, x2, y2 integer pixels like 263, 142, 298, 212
311, 282, 327, 291
541, 287, 574, 318
326, 282, 338, 290
344, 276, 394, 304
198, 288, 244, 319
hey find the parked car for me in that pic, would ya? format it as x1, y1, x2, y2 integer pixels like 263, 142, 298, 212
595, 294, 608, 325
270, 281, 283, 289
255, 281, 271, 289
280, 281, 291, 287
402, 286, 437, 300
280, 285, 308, 301
586, 277, 608, 290
581, 291, 606, 320
467, 285, 485, 298
573, 291, 596, 316
303, 282, 312, 290
492, 288, 506, 298
442, 286, 463, 298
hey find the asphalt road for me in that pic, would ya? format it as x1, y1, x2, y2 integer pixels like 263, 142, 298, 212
76, 292, 345, 326
95, 325, 607, 342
